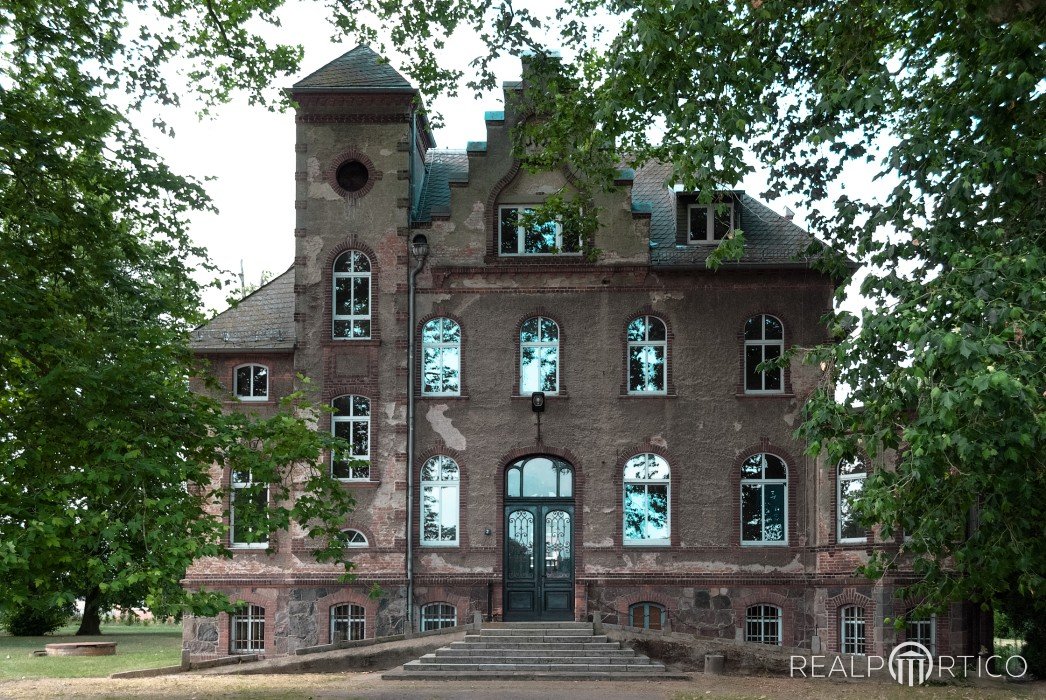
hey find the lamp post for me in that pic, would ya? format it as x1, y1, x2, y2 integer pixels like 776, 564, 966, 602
405, 233, 428, 633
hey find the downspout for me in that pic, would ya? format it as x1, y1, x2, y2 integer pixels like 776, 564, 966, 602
405, 98, 427, 629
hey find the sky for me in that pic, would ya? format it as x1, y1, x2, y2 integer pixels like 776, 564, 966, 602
141, 2, 872, 316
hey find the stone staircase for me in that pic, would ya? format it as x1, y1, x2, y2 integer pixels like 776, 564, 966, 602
382, 621, 690, 680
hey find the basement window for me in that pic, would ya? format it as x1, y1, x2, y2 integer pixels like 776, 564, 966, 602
420, 603, 457, 631
628, 602, 666, 631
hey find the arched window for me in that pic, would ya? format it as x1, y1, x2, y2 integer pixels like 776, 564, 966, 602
420, 602, 456, 631
740, 453, 788, 545
837, 457, 868, 543
330, 603, 365, 642
230, 468, 268, 549
520, 317, 559, 394
341, 529, 368, 548
906, 613, 936, 655
627, 316, 667, 394
744, 314, 784, 393
421, 455, 459, 545
623, 454, 670, 545
840, 606, 866, 655
505, 456, 573, 499
629, 602, 666, 630
234, 364, 269, 401
333, 250, 371, 339
422, 318, 461, 396
230, 604, 265, 653
745, 605, 782, 645
332, 396, 370, 480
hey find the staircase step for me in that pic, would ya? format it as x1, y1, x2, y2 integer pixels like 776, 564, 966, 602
404, 661, 666, 672
421, 654, 648, 665
383, 670, 693, 681
466, 634, 612, 643
450, 640, 623, 650
478, 628, 594, 637
436, 648, 637, 658
484, 621, 593, 629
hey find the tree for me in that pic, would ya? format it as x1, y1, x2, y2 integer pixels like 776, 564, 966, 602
329, 0, 1046, 627
0, 3, 352, 633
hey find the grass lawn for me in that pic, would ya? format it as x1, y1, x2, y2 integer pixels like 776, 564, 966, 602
0, 623, 182, 680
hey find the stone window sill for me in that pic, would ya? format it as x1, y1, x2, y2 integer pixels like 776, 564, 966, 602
734, 393, 795, 400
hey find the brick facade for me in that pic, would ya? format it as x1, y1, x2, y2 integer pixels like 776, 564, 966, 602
183, 47, 976, 661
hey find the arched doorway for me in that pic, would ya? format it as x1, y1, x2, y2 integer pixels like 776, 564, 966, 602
503, 455, 574, 621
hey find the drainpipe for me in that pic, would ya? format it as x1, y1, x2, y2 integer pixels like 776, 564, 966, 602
406, 232, 429, 633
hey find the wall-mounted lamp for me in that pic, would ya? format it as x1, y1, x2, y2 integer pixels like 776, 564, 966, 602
531, 391, 546, 413
410, 233, 429, 259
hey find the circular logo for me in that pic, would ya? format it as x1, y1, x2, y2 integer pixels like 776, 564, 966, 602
888, 641, 934, 686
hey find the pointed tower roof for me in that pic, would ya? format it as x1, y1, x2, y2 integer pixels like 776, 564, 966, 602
293, 45, 414, 92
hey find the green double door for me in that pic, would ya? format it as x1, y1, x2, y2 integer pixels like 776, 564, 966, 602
503, 503, 574, 621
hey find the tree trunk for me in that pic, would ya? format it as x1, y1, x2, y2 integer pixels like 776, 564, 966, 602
77, 586, 103, 636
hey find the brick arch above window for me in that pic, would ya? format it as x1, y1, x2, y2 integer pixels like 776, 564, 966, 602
614, 443, 680, 548
826, 589, 877, 655
217, 588, 277, 655
618, 588, 677, 625
321, 237, 382, 345
513, 309, 568, 396
733, 590, 796, 646
412, 442, 469, 551
324, 148, 383, 200
734, 307, 795, 396
315, 588, 379, 644
414, 586, 474, 627
620, 307, 676, 396
416, 310, 468, 398
731, 438, 802, 548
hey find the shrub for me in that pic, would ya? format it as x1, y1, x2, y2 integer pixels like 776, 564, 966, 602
1, 601, 75, 636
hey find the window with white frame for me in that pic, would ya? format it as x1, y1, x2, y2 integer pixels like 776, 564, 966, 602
906, 614, 936, 655
420, 603, 456, 631
841, 606, 866, 655
422, 318, 461, 396
230, 469, 268, 549
623, 453, 670, 545
629, 602, 666, 630
745, 605, 783, 645
234, 364, 269, 401
421, 455, 460, 545
627, 316, 667, 394
330, 603, 365, 642
499, 205, 580, 256
331, 395, 370, 480
740, 453, 788, 545
520, 317, 559, 394
230, 604, 265, 653
837, 457, 868, 543
341, 529, 368, 548
687, 201, 734, 243
744, 314, 784, 393
332, 250, 371, 339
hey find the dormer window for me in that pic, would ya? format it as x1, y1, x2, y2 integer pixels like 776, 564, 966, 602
687, 201, 734, 243
499, 206, 580, 256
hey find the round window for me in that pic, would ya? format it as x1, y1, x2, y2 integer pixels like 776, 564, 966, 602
336, 160, 369, 193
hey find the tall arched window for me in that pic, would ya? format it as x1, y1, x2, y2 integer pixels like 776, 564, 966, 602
623, 453, 670, 545
422, 318, 461, 396
421, 455, 459, 545
520, 317, 559, 394
330, 603, 365, 642
740, 453, 788, 545
744, 314, 784, 393
627, 316, 667, 394
745, 605, 782, 645
837, 457, 868, 543
840, 606, 866, 655
420, 603, 456, 631
332, 395, 370, 480
333, 250, 371, 339
234, 364, 269, 401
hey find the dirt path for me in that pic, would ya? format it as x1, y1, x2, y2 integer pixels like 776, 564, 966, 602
0, 671, 1042, 699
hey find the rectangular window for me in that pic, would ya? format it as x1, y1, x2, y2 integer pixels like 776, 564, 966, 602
687, 202, 734, 243
231, 605, 265, 653
230, 470, 269, 549
421, 484, 459, 545
841, 608, 866, 655
332, 416, 370, 480
499, 206, 580, 256
420, 604, 457, 631
906, 617, 936, 655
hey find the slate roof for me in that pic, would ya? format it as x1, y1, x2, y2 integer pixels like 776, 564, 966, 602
415, 150, 469, 222
631, 162, 819, 267
191, 268, 295, 351
293, 45, 413, 91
